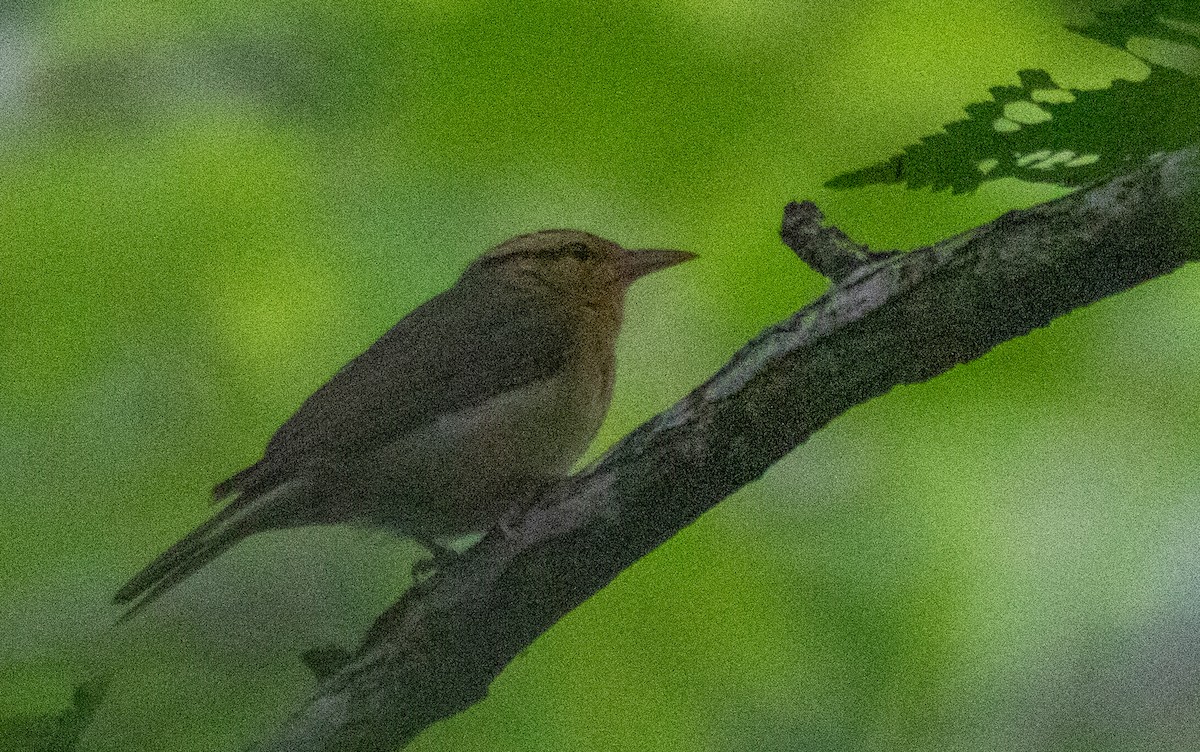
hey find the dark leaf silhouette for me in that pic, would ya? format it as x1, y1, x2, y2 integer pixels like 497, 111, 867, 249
0, 678, 107, 752
827, 4, 1200, 193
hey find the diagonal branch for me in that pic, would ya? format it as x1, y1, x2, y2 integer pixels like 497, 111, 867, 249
249, 146, 1200, 752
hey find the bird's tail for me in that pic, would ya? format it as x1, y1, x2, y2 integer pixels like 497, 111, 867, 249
113, 479, 304, 621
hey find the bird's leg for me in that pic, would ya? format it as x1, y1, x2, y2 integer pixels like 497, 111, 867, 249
496, 514, 518, 539
411, 541, 460, 579
496, 474, 558, 539
301, 645, 355, 680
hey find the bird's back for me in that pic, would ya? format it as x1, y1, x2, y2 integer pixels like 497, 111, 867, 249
214, 274, 580, 502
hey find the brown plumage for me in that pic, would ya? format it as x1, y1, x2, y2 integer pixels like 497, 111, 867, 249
115, 230, 694, 619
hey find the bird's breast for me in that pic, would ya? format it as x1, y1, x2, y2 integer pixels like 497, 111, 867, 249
360, 337, 615, 538
419, 367, 610, 476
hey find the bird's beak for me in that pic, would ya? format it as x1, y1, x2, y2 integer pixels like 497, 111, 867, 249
617, 248, 697, 285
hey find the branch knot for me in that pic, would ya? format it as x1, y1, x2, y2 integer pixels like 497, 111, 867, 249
781, 200, 899, 283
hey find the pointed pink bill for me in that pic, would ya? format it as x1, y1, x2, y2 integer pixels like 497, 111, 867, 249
616, 248, 697, 285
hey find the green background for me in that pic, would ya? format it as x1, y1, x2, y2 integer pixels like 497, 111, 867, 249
3, 1, 1198, 750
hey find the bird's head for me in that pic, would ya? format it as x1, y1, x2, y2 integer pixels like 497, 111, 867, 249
464, 230, 695, 310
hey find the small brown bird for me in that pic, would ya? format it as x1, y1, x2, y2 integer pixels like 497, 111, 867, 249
115, 230, 694, 618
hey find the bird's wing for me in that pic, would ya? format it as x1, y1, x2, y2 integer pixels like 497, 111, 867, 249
214, 277, 573, 500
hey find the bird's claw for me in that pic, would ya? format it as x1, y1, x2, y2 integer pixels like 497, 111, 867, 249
412, 545, 460, 579
497, 511, 522, 539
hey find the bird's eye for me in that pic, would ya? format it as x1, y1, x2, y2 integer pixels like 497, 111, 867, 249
563, 241, 592, 261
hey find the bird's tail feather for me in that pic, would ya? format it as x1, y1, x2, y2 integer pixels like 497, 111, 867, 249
114, 481, 301, 621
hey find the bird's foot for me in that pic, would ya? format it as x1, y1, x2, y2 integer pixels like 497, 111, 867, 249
412, 545, 460, 580
494, 476, 553, 539
496, 508, 524, 539
301, 645, 354, 681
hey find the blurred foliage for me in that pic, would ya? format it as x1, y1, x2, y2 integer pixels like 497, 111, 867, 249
828, 0, 1200, 193
0, 678, 106, 752
2, 1, 1199, 751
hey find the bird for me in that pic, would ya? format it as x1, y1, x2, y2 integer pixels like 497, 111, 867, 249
114, 229, 695, 619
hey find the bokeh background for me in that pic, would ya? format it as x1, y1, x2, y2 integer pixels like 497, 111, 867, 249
4, 1, 1199, 750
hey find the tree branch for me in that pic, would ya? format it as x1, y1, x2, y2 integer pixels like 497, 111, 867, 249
249, 146, 1200, 752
